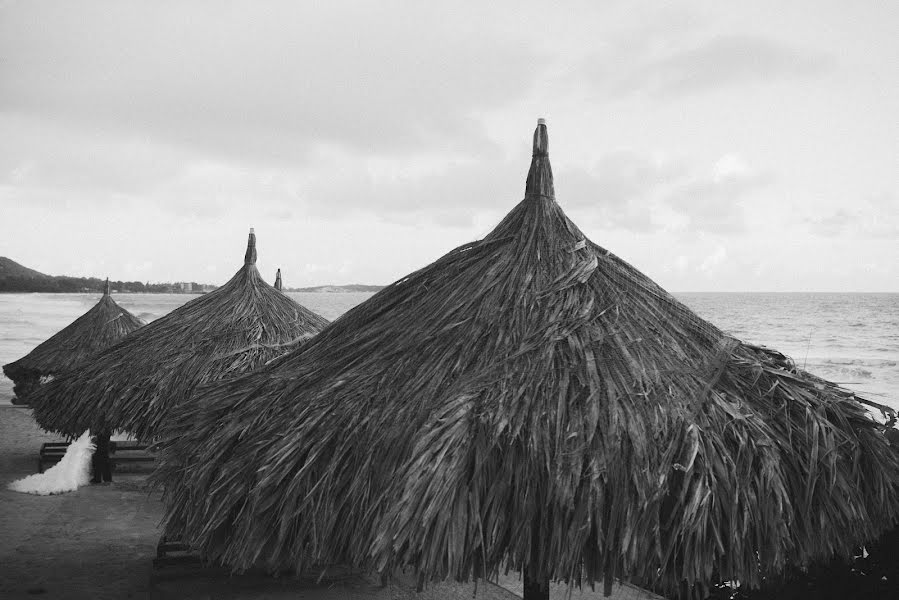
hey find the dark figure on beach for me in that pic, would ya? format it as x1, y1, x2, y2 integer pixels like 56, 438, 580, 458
91, 429, 113, 483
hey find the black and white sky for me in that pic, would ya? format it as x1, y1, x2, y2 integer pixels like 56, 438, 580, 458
1, 0, 896, 291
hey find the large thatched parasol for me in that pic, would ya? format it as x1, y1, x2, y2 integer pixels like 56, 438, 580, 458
30, 229, 329, 440
3, 280, 145, 405
154, 122, 899, 599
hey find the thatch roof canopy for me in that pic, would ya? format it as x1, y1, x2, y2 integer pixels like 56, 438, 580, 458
155, 123, 899, 598
3, 279, 145, 404
30, 230, 329, 440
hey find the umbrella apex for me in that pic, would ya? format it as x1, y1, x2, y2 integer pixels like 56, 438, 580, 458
103, 278, 110, 296
274, 269, 282, 291
525, 118, 554, 199
245, 228, 257, 265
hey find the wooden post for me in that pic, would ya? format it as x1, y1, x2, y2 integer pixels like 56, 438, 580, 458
523, 569, 549, 600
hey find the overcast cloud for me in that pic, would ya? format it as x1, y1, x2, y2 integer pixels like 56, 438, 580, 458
0, 0, 896, 291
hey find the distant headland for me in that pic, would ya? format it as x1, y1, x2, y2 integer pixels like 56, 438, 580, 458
0, 257, 383, 294
0, 257, 217, 293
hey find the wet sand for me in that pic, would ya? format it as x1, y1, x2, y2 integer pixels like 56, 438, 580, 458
0, 407, 660, 600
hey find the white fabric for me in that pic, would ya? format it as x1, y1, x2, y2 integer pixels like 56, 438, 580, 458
8, 431, 95, 495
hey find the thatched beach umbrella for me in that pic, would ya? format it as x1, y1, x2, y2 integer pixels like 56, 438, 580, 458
155, 122, 899, 599
30, 229, 329, 440
3, 280, 144, 405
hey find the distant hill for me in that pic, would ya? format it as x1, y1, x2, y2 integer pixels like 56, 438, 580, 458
0, 256, 50, 280
0, 257, 216, 294
287, 284, 384, 293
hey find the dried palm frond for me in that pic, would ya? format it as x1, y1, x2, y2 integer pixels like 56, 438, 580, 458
154, 123, 899, 599
29, 230, 328, 440
3, 279, 144, 404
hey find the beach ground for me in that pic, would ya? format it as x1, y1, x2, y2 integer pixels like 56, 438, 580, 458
0, 407, 661, 600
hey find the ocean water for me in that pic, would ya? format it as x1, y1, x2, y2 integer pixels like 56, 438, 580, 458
0, 292, 896, 414
680, 293, 899, 416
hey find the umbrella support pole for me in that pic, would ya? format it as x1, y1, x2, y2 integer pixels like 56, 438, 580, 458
523, 570, 549, 600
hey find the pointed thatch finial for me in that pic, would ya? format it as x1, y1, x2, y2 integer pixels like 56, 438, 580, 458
525, 118, 554, 199
274, 269, 282, 291
104, 278, 110, 296
244, 228, 257, 265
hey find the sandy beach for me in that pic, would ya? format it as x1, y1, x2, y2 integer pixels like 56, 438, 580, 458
0, 406, 162, 599
0, 407, 660, 600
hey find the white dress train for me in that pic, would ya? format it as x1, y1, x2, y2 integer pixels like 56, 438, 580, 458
8, 431, 96, 495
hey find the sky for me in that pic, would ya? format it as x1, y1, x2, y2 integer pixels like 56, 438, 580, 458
0, 0, 896, 291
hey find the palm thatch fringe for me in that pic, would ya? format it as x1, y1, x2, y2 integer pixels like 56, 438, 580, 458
3, 280, 144, 404
29, 230, 329, 440
153, 123, 899, 599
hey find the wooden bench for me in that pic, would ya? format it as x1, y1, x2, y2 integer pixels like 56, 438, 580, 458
37, 440, 155, 473
153, 534, 202, 569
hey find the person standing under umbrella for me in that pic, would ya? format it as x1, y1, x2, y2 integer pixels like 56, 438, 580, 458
91, 428, 113, 484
